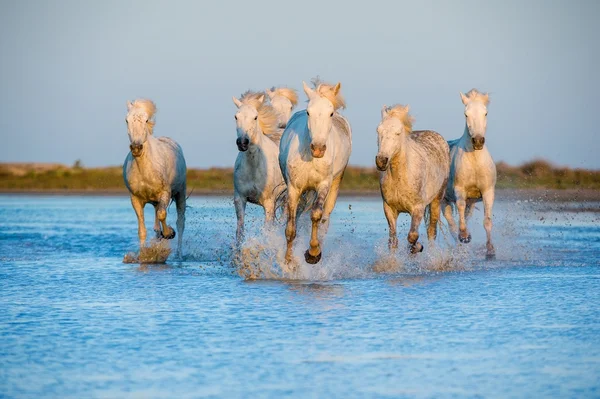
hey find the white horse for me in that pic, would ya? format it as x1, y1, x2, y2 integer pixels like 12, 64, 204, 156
279, 80, 352, 264
232, 91, 286, 243
376, 105, 450, 253
442, 89, 496, 259
266, 87, 299, 128
123, 99, 187, 256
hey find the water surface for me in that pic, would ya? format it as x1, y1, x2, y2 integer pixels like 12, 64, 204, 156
1, 195, 599, 398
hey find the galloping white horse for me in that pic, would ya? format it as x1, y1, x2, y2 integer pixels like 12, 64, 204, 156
442, 89, 496, 259
123, 99, 187, 256
279, 80, 352, 264
376, 105, 449, 253
233, 91, 286, 243
266, 87, 298, 128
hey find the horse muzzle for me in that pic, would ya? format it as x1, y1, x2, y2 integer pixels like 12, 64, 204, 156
130, 143, 143, 157
472, 136, 485, 150
310, 143, 326, 158
236, 137, 249, 152
375, 155, 389, 171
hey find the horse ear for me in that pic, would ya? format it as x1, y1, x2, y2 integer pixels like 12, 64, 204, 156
257, 94, 265, 104
302, 81, 315, 99
460, 92, 469, 105
266, 89, 275, 99
333, 82, 341, 95
381, 105, 388, 118
127, 101, 133, 111
404, 104, 410, 112
232, 96, 243, 108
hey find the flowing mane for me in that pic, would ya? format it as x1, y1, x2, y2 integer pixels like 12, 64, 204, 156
385, 104, 414, 132
239, 90, 280, 139
269, 87, 298, 106
310, 78, 346, 110
129, 99, 157, 132
464, 89, 490, 105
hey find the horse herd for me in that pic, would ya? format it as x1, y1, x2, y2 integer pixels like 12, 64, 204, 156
123, 80, 497, 267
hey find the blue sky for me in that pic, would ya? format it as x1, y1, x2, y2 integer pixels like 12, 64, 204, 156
0, 0, 598, 168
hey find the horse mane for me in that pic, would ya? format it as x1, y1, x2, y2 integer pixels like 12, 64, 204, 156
310, 77, 346, 110
239, 90, 280, 139
465, 89, 490, 106
385, 104, 414, 132
270, 87, 298, 106
130, 99, 157, 132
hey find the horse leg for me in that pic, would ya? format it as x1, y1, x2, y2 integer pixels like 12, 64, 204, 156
407, 205, 425, 253
305, 183, 329, 264
131, 196, 146, 249
174, 191, 186, 258
263, 198, 275, 226
319, 172, 344, 237
383, 201, 399, 251
234, 193, 247, 245
153, 206, 161, 238
157, 192, 175, 240
482, 189, 495, 259
456, 191, 471, 243
427, 195, 442, 242
285, 186, 301, 264
442, 199, 458, 238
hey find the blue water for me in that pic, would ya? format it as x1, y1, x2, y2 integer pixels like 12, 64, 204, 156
1, 195, 599, 398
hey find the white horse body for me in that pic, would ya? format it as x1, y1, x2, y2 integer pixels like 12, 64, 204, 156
376, 105, 449, 253
233, 91, 286, 243
123, 99, 187, 256
443, 89, 496, 258
279, 80, 351, 265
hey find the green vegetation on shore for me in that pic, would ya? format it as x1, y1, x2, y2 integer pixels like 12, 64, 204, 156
1, 159, 599, 193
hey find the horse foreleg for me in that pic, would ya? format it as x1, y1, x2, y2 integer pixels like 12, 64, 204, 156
320, 172, 344, 236
153, 206, 161, 238
285, 186, 300, 264
456, 191, 471, 243
234, 194, 247, 245
482, 189, 495, 259
174, 191, 186, 258
157, 193, 175, 240
263, 199, 275, 226
442, 199, 458, 238
383, 201, 399, 251
408, 205, 425, 254
131, 196, 146, 249
305, 184, 329, 264
427, 196, 442, 242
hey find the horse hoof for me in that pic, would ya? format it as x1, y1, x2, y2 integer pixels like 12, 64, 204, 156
161, 229, 176, 240
459, 234, 471, 244
304, 250, 322, 264
410, 243, 424, 254
486, 252, 496, 260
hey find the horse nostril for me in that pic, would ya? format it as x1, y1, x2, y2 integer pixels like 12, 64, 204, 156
376, 156, 389, 170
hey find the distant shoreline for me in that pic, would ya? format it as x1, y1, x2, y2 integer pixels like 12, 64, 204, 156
1, 188, 599, 202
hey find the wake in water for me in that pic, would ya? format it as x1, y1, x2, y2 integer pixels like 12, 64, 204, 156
229, 200, 541, 281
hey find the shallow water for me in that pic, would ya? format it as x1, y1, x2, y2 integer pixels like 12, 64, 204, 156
1, 194, 599, 398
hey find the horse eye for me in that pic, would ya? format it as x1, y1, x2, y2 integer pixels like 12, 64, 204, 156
485, 112, 488, 116
464, 113, 468, 118
234, 115, 238, 120
306, 111, 310, 116
254, 116, 258, 121
330, 112, 334, 117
